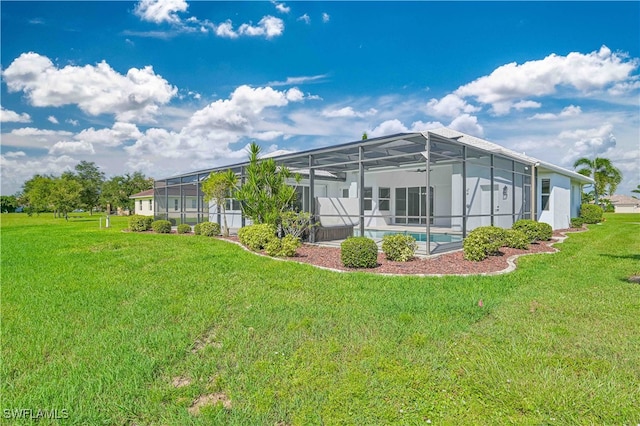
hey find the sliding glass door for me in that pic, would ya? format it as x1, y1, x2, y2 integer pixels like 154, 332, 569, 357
395, 186, 433, 224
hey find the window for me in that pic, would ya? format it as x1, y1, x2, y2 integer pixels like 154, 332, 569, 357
191, 199, 197, 209
395, 186, 434, 224
541, 179, 550, 211
174, 199, 179, 211
364, 187, 372, 211
225, 199, 241, 211
342, 188, 349, 198
139, 200, 142, 210
378, 187, 390, 210
149, 200, 152, 210
395, 188, 407, 224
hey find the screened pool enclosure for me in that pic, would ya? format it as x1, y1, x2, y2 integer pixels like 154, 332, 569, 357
154, 129, 539, 255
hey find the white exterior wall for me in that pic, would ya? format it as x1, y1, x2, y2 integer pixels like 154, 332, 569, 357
538, 172, 571, 229
133, 197, 154, 216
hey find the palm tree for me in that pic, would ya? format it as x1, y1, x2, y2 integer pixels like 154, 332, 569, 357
632, 184, 640, 198
573, 157, 622, 205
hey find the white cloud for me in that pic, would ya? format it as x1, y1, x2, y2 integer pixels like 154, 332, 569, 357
272, 1, 290, 13
49, 140, 95, 155
448, 114, 484, 136
322, 106, 377, 118
11, 127, 73, 137
1, 153, 77, 194
453, 46, 639, 115
215, 21, 237, 38
75, 122, 143, 147
3, 52, 177, 123
298, 14, 310, 24
268, 74, 328, 87
322, 13, 330, 23
240, 16, 284, 38
560, 123, 617, 163
66, 119, 80, 126
512, 100, 541, 111
47, 115, 59, 124
426, 94, 480, 118
134, 0, 188, 24
3, 151, 26, 158
529, 105, 582, 120
0, 107, 31, 123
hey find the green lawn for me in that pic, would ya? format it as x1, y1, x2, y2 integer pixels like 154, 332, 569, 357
1, 213, 639, 424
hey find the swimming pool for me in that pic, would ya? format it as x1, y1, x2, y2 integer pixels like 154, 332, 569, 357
354, 229, 462, 243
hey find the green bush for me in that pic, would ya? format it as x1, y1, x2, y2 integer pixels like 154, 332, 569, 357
570, 217, 584, 228
151, 220, 172, 234
580, 203, 603, 224
381, 234, 417, 261
503, 229, 530, 250
238, 224, 277, 251
463, 226, 507, 261
265, 235, 301, 257
341, 237, 379, 268
535, 222, 553, 241
193, 222, 204, 235
512, 219, 540, 242
198, 222, 221, 237
177, 224, 192, 234
129, 215, 153, 232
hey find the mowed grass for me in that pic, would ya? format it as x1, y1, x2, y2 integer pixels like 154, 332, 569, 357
1, 213, 639, 424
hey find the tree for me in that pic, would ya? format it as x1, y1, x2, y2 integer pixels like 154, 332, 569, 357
573, 157, 622, 205
201, 170, 238, 236
21, 174, 55, 215
632, 185, 640, 198
101, 172, 153, 212
74, 161, 105, 214
0, 195, 19, 213
50, 176, 82, 220
234, 142, 300, 225
362, 132, 368, 140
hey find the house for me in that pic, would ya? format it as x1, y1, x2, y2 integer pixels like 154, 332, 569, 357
129, 189, 154, 216
154, 128, 593, 254
603, 194, 640, 213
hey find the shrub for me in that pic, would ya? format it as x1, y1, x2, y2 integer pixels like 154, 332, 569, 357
238, 224, 277, 251
381, 234, 417, 261
265, 235, 301, 257
341, 237, 378, 268
129, 215, 153, 232
193, 222, 204, 235
177, 224, 192, 234
503, 229, 529, 250
463, 226, 507, 261
580, 203, 603, 224
198, 222, 221, 237
535, 222, 553, 241
279, 210, 316, 240
570, 217, 584, 228
512, 219, 540, 242
152, 220, 172, 234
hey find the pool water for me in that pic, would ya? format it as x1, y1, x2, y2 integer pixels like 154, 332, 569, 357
355, 229, 462, 243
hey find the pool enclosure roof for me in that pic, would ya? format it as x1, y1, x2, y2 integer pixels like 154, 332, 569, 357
158, 128, 592, 184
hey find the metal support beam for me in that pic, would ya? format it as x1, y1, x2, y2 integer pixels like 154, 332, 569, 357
425, 133, 431, 256
490, 154, 495, 226
240, 166, 246, 228
462, 145, 467, 238
309, 154, 316, 243
359, 146, 365, 237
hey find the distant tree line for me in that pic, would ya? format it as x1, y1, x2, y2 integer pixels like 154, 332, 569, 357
10, 161, 153, 218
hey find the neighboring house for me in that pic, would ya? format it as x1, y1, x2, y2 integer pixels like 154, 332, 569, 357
154, 128, 593, 254
129, 189, 154, 216
603, 195, 640, 213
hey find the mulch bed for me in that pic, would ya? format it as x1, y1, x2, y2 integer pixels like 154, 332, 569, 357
220, 227, 586, 276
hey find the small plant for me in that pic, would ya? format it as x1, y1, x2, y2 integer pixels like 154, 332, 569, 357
381, 234, 417, 261
580, 203, 603, 224
570, 217, 584, 228
279, 210, 316, 240
512, 219, 541, 242
463, 226, 507, 261
341, 236, 378, 268
238, 224, 277, 251
265, 235, 301, 257
152, 220, 172, 234
193, 222, 204, 235
129, 215, 153, 232
198, 222, 221, 237
177, 224, 192, 234
535, 222, 553, 241
503, 229, 530, 250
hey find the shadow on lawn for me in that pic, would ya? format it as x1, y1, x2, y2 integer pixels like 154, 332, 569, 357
600, 253, 640, 261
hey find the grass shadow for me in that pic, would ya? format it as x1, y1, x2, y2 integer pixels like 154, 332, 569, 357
600, 254, 640, 261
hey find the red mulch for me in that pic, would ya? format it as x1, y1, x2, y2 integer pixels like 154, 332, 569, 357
219, 228, 585, 276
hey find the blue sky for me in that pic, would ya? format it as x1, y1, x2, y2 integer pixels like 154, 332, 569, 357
2, 1, 639, 196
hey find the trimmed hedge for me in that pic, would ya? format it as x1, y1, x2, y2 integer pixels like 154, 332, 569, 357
238, 224, 277, 251
463, 226, 507, 261
580, 203, 603, 224
512, 219, 552, 242
341, 237, 378, 268
152, 220, 172, 234
265, 235, 301, 257
570, 217, 584, 228
381, 234, 417, 261
535, 222, 553, 241
129, 215, 153, 232
504, 229, 530, 250
177, 224, 192, 234
198, 222, 221, 237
